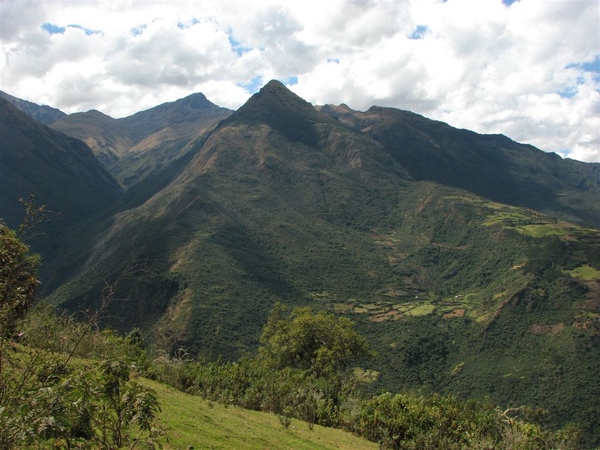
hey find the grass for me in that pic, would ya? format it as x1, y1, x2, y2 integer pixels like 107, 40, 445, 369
482, 205, 599, 240
142, 378, 377, 450
404, 303, 436, 316
483, 210, 535, 227
513, 223, 572, 237
566, 264, 600, 280
353, 367, 380, 384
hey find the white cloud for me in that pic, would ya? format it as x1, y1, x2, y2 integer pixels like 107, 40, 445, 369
0, 0, 47, 41
0, 0, 598, 162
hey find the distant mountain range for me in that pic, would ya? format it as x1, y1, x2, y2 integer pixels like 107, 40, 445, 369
50, 93, 232, 185
1, 81, 599, 445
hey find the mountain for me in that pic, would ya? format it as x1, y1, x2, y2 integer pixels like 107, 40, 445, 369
48, 109, 133, 167
319, 104, 600, 227
44, 80, 411, 344
120, 92, 230, 137
51, 93, 232, 187
0, 90, 67, 125
0, 97, 122, 245
3, 81, 598, 444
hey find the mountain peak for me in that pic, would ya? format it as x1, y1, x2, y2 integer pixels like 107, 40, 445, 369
245, 79, 313, 111
84, 109, 115, 120
187, 92, 208, 100
222, 80, 333, 146
260, 79, 290, 92
179, 92, 217, 111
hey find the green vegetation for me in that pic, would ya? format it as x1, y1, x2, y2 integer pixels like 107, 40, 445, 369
145, 303, 579, 449
41, 180, 600, 446
402, 303, 436, 316
1, 223, 161, 449
483, 208, 536, 227
258, 303, 370, 377
566, 264, 600, 280
0, 223, 40, 337
0, 319, 161, 448
145, 378, 377, 450
357, 394, 577, 450
0, 225, 583, 447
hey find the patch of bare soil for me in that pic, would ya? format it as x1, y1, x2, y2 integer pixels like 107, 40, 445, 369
443, 308, 466, 318
369, 310, 403, 322
530, 323, 565, 335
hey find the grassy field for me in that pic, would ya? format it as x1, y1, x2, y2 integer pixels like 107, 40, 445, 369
142, 378, 377, 450
566, 264, 600, 280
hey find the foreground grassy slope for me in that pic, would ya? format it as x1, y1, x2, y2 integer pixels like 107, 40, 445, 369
143, 378, 377, 450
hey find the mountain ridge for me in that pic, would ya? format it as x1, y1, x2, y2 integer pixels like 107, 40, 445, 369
319, 102, 600, 227
0, 89, 67, 125
49, 91, 233, 186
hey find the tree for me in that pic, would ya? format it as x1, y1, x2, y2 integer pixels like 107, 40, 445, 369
0, 223, 44, 447
80, 359, 161, 449
0, 223, 40, 337
0, 222, 162, 449
258, 303, 370, 378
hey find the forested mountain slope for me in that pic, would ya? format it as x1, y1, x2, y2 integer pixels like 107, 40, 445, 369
0, 97, 122, 244
319, 104, 600, 227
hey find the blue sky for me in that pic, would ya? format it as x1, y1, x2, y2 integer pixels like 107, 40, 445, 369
1, 0, 598, 162
42, 22, 103, 36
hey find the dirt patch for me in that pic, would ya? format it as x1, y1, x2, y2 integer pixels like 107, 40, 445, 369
443, 308, 466, 319
530, 323, 565, 335
332, 303, 354, 313
369, 310, 403, 322
573, 320, 590, 330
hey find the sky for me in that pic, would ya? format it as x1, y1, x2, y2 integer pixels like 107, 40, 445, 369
1, 0, 599, 162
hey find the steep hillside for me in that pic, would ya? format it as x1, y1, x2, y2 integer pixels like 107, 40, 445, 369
0, 97, 122, 242
45, 80, 410, 342
320, 104, 600, 227
49, 109, 134, 167
145, 379, 377, 450
343, 188, 600, 441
